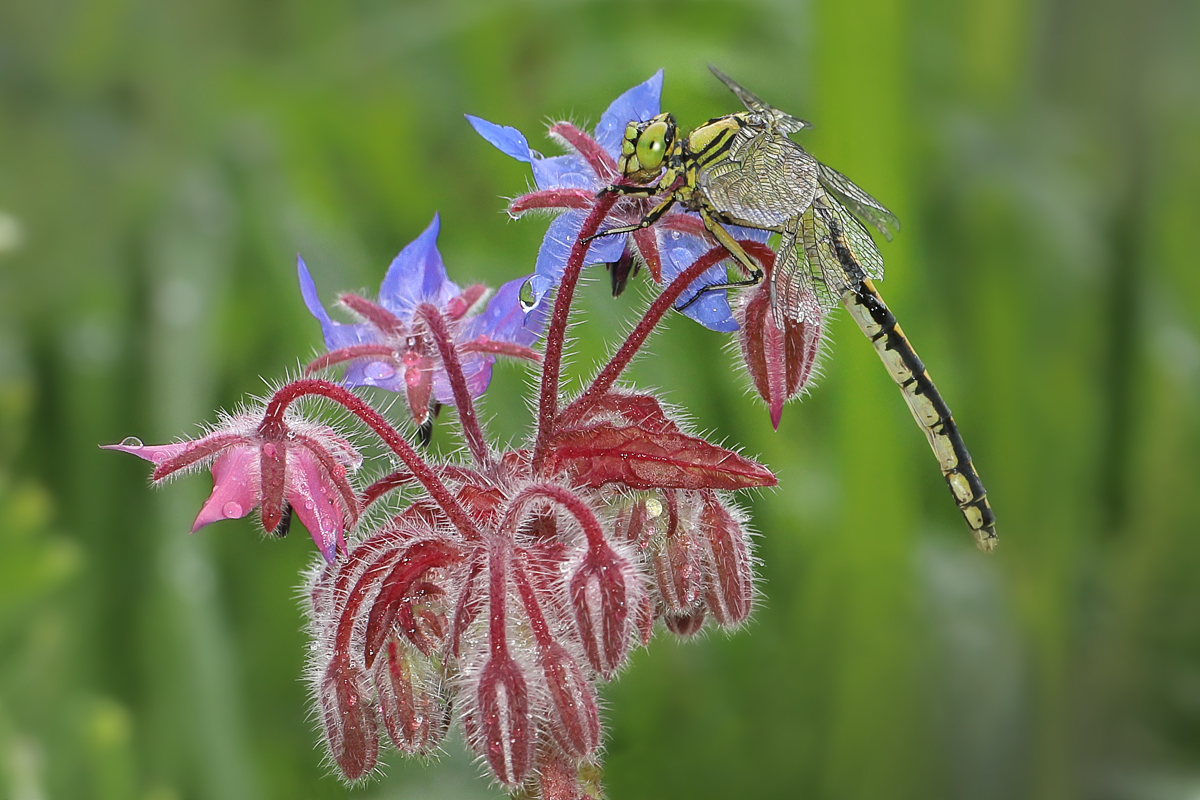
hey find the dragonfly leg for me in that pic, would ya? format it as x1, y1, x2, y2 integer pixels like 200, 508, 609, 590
674, 208, 770, 311
585, 194, 677, 242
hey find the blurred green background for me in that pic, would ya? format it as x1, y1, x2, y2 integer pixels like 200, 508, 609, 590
3, 0, 1199, 797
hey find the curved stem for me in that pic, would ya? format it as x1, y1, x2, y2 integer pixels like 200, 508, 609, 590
415, 303, 489, 468
498, 483, 607, 554
531, 192, 619, 476
562, 240, 775, 428
260, 378, 482, 540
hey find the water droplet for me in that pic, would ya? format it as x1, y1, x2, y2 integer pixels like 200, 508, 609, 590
401, 351, 420, 367
645, 497, 663, 518
518, 278, 538, 311
365, 361, 395, 381
119, 436, 143, 449
262, 442, 278, 457
222, 501, 243, 519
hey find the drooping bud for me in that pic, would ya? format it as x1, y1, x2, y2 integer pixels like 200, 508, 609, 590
374, 635, 448, 755
651, 491, 704, 616
538, 640, 601, 758
737, 279, 823, 429
472, 652, 533, 786
699, 491, 754, 627
318, 658, 380, 780
569, 541, 638, 677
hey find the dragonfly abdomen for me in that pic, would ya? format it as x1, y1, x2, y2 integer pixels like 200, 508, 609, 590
841, 279, 997, 552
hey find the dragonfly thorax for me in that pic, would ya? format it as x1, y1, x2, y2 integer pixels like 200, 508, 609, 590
618, 113, 678, 182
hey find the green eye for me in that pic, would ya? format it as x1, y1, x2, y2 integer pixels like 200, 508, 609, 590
635, 120, 669, 170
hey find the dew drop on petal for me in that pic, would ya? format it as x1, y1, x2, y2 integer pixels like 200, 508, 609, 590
518, 278, 537, 311
120, 436, 144, 449
365, 361, 395, 381
222, 501, 243, 519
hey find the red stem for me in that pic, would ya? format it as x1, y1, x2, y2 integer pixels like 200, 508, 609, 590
259, 378, 482, 540
530, 192, 619, 475
487, 535, 510, 658
561, 239, 775, 427
415, 303, 489, 468
499, 483, 607, 554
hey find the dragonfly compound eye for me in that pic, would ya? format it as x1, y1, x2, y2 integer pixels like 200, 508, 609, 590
634, 119, 670, 171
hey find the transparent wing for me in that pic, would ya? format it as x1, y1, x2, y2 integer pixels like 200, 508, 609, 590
798, 203, 845, 311
701, 130, 819, 229
770, 216, 821, 325
816, 162, 900, 240
799, 191, 885, 308
708, 65, 810, 134
825, 193, 886, 283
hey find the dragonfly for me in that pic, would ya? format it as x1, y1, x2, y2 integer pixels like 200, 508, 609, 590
591, 66, 997, 551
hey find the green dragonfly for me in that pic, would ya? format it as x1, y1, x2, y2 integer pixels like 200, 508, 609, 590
592, 66, 997, 551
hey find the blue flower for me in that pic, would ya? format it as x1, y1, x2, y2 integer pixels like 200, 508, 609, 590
298, 214, 547, 424
467, 71, 767, 333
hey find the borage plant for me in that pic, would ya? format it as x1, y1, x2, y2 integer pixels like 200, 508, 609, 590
107, 72, 822, 798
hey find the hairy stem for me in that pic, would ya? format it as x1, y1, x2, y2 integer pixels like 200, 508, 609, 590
562, 240, 774, 427
416, 303, 490, 468
531, 193, 619, 475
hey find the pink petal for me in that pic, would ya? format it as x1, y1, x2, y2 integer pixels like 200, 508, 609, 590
286, 447, 349, 562
102, 440, 191, 466
192, 447, 260, 531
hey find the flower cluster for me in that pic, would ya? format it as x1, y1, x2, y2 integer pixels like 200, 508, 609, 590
107, 73, 824, 799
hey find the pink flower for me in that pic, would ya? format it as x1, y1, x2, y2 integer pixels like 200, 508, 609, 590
104, 408, 361, 562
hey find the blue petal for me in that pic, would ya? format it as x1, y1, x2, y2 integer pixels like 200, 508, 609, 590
379, 214, 459, 317
528, 211, 626, 310
532, 154, 597, 191
726, 223, 772, 243
465, 115, 534, 163
432, 357, 494, 405
594, 70, 664, 157
465, 275, 548, 347
657, 230, 739, 332
343, 361, 404, 393
298, 255, 377, 348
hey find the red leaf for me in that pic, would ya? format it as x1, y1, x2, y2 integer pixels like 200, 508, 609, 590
547, 423, 776, 490
568, 391, 679, 433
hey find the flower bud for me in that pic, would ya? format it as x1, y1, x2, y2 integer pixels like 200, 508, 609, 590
538, 641, 600, 758
318, 658, 379, 780
700, 492, 754, 627
471, 652, 533, 786
374, 635, 448, 755
569, 542, 637, 677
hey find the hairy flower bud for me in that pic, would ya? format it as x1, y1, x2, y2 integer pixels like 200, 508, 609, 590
374, 635, 448, 755
471, 652, 533, 786
569, 541, 638, 677
318, 658, 380, 780
700, 491, 754, 627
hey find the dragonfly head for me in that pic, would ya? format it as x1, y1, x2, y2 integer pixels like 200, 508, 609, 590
618, 113, 676, 183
